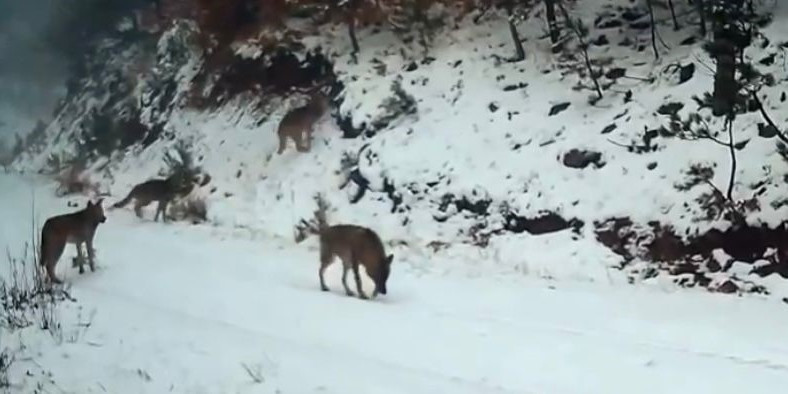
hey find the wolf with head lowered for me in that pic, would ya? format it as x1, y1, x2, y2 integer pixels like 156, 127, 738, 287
296, 194, 393, 300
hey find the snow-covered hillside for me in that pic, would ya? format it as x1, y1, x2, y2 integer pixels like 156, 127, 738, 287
10, 1, 788, 293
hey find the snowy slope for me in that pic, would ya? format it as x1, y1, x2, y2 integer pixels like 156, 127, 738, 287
3, 173, 788, 393
10, 1, 788, 293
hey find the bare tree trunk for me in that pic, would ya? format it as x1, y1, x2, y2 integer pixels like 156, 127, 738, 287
725, 118, 736, 202
347, 13, 360, 58
646, 0, 659, 59
696, 0, 707, 36
711, 41, 737, 116
709, 2, 741, 117
506, 4, 525, 62
556, 0, 602, 100
667, 0, 679, 30
544, 0, 561, 49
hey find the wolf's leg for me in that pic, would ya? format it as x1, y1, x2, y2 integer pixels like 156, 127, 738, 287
319, 247, 333, 292
277, 133, 287, 154
75, 243, 86, 274
134, 200, 145, 219
352, 261, 368, 300
341, 263, 354, 297
86, 237, 97, 272
45, 241, 66, 284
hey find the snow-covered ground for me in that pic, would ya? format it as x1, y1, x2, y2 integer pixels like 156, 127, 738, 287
3, 173, 788, 393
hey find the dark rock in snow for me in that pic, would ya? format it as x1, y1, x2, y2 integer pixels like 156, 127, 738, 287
601, 123, 617, 134
680, 36, 697, 46
405, 62, 418, 72
671, 262, 698, 276
706, 258, 722, 273
678, 63, 695, 84
733, 139, 750, 151
758, 123, 778, 138
621, 9, 645, 22
505, 211, 584, 235
782, 92, 787, 102
503, 82, 528, 91
599, 19, 623, 29
657, 102, 684, 116
752, 260, 788, 278
592, 35, 609, 46
618, 37, 633, 47
605, 68, 626, 80
488, 102, 500, 112
716, 280, 739, 294
647, 162, 657, 170
563, 149, 605, 169
759, 53, 776, 66
549, 102, 571, 116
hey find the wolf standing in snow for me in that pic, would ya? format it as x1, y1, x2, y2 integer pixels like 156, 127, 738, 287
40, 199, 107, 284
276, 89, 331, 154
296, 194, 393, 300
112, 175, 192, 222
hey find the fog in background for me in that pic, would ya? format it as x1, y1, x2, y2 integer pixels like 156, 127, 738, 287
0, 0, 69, 143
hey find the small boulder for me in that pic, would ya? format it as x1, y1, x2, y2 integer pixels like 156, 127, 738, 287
549, 102, 571, 116
759, 53, 776, 66
605, 68, 626, 80
678, 63, 695, 84
716, 280, 739, 294
680, 36, 697, 46
592, 35, 610, 46
601, 123, 617, 134
657, 102, 684, 116
563, 149, 605, 169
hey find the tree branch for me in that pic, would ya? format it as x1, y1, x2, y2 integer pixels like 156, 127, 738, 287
555, 0, 602, 100
750, 89, 788, 145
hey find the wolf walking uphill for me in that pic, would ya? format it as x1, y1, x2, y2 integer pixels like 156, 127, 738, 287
276, 89, 331, 154
297, 194, 394, 300
40, 199, 107, 284
112, 174, 193, 222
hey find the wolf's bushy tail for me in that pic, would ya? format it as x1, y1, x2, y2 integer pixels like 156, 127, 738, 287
294, 193, 329, 243
314, 193, 329, 232
112, 191, 134, 209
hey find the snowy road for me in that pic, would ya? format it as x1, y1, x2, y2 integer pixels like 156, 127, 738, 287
2, 174, 788, 393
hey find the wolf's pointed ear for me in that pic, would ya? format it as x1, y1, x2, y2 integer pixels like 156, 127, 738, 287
386, 254, 393, 265
96, 198, 105, 206
86, 200, 94, 208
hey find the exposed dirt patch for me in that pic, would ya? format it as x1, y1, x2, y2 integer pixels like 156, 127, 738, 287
594, 217, 788, 293
505, 211, 584, 235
